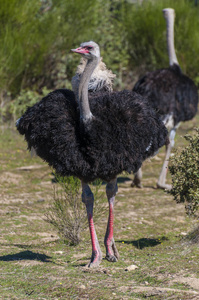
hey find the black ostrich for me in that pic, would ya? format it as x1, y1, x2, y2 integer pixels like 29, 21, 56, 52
17, 41, 168, 267
132, 8, 198, 190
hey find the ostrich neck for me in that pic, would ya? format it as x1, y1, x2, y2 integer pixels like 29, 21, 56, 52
166, 13, 179, 66
78, 57, 99, 123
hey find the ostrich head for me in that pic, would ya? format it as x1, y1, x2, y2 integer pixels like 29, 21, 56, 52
71, 41, 100, 61
71, 41, 115, 104
162, 8, 175, 19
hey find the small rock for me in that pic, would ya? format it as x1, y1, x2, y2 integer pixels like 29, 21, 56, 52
79, 285, 86, 289
181, 232, 187, 236
54, 251, 63, 255
145, 281, 149, 285
125, 264, 138, 271
37, 199, 45, 203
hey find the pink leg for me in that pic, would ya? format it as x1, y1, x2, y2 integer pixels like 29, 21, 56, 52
156, 142, 172, 190
104, 178, 119, 262
81, 181, 102, 267
157, 126, 178, 190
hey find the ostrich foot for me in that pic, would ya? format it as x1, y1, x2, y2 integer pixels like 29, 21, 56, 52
105, 239, 119, 262
105, 253, 118, 262
131, 169, 143, 188
156, 182, 172, 190
131, 180, 143, 188
87, 249, 102, 268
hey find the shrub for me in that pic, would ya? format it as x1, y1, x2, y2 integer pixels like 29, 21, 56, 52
45, 175, 106, 245
169, 128, 199, 218
0, 87, 51, 123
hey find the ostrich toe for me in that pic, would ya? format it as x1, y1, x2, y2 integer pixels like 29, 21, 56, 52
157, 182, 172, 190
87, 249, 102, 268
105, 238, 119, 262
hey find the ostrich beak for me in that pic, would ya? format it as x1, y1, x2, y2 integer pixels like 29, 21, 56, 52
71, 47, 89, 54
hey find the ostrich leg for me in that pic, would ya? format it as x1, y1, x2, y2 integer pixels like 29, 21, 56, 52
131, 168, 143, 188
81, 181, 102, 267
104, 178, 119, 262
157, 126, 177, 190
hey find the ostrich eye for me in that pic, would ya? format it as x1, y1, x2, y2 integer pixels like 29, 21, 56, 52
86, 46, 93, 51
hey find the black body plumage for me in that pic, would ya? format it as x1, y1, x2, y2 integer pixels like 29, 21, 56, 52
17, 89, 168, 182
133, 64, 198, 126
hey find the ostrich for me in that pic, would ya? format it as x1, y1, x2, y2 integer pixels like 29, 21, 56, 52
132, 8, 198, 190
16, 41, 168, 267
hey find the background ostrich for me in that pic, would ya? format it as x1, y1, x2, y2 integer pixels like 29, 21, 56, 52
132, 8, 198, 190
17, 41, 168, 267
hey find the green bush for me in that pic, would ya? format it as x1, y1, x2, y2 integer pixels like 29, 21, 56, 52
0, 0, 101, 95
1, 0, 199, 122
169, 128, 199, 218
45, 175, 106, 245
0, 87, 51, 123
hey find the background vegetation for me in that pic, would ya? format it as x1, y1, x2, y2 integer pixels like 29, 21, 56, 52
0, 0, 199, 122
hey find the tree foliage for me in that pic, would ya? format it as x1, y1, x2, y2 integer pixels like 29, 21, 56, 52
0, 0, 199, 122
0, 0, 100, 95
169, 128, 199, 218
